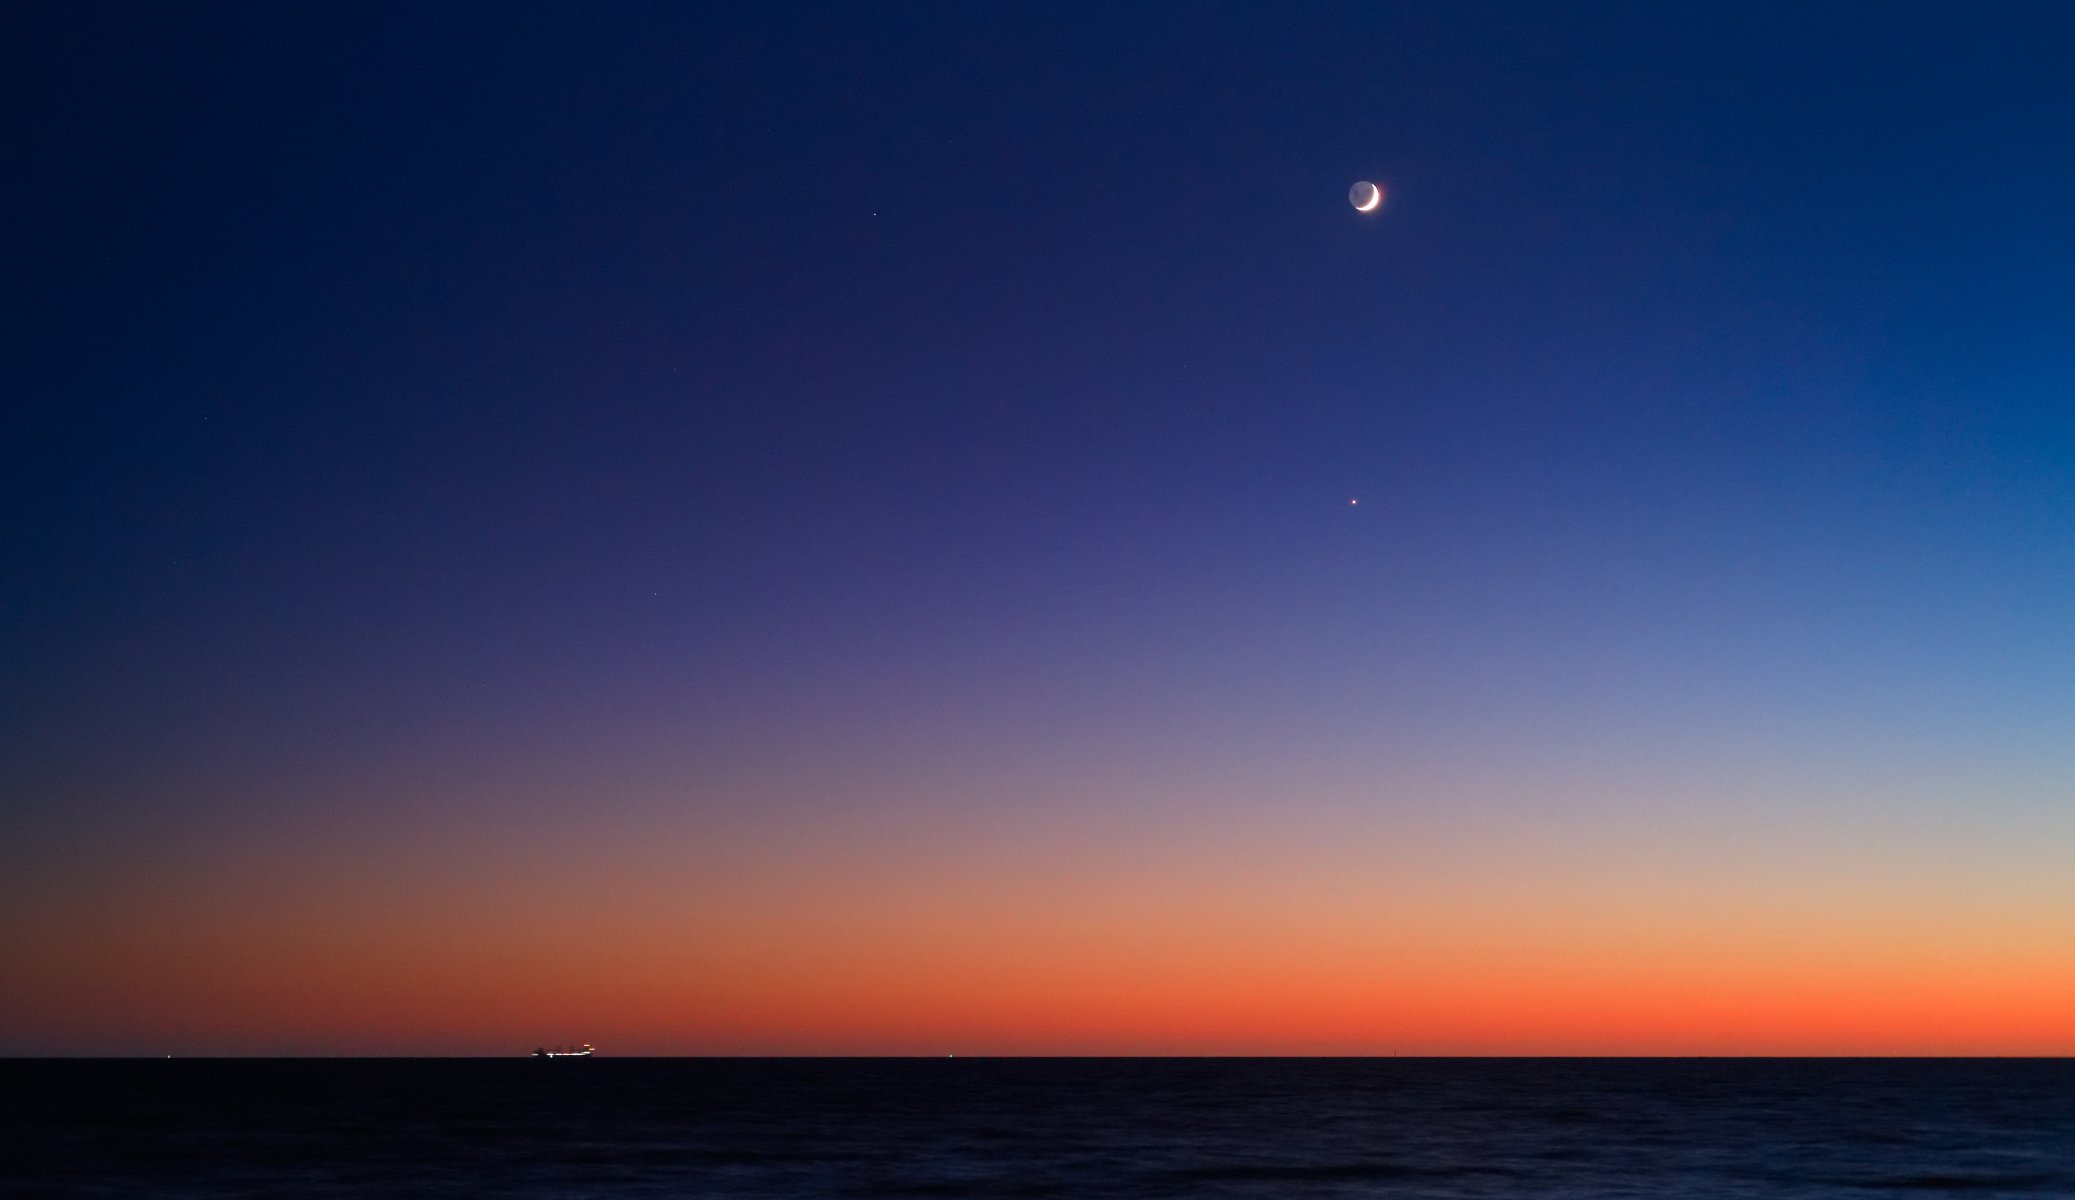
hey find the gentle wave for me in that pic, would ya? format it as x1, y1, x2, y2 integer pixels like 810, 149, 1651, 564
4, 1058, 2071, 1199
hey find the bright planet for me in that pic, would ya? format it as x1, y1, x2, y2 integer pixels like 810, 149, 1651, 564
1349, 180, 1383, 212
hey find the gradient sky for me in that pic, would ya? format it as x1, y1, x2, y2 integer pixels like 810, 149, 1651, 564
7, 1, 2075, 1055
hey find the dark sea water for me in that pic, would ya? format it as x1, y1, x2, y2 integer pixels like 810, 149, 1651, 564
4, 1058, 2070, 1198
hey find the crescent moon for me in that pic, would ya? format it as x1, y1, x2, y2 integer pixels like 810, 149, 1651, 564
1351, 181, 1383, 213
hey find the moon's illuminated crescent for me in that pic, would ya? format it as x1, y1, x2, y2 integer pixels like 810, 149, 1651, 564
1349, 180, 1383, 213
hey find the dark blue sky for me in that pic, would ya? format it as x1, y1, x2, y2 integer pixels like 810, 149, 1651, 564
7, 3, 2075, 1052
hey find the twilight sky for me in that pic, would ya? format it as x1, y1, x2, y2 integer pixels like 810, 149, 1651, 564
7, 2, 2075, 1055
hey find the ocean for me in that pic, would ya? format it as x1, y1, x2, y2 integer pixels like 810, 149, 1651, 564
4, 1058, 2070, 1198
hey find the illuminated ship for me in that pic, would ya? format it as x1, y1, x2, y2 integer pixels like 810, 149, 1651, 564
533, 1043, 594, 1058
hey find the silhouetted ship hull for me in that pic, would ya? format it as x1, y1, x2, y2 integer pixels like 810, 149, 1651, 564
533, 1044, 594, 1058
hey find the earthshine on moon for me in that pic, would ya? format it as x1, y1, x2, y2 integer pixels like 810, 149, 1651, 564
1349, 180, 1383, 212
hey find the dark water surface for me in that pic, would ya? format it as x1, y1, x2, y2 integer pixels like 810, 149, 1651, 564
4, 1058, 2070, 1198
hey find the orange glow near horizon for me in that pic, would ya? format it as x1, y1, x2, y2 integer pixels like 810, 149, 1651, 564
7, 782, 2072, 1057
